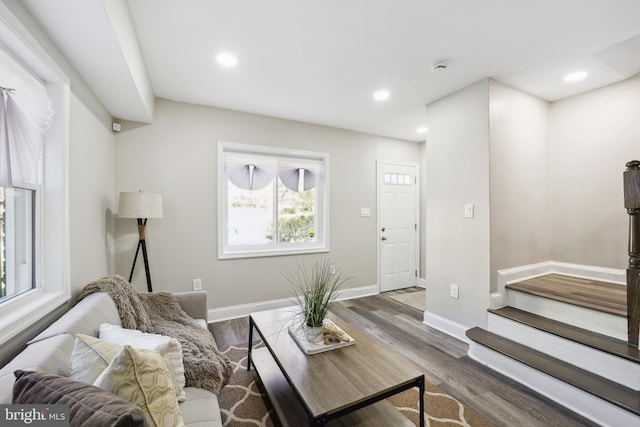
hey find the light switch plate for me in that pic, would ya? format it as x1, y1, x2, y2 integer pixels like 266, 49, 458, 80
464, 203, 474, 218
360, 207, 371, 217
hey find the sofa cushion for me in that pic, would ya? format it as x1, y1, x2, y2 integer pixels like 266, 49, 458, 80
100, 323, 186, 402
28, 293, 121, 344
180, 387, 222, 427
0, 334, 75, 404
12, 370, 148, 427
69, 334, 123, 384
94, 345, 184, 427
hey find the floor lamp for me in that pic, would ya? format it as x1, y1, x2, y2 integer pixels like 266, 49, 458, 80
118, 191, 163, 292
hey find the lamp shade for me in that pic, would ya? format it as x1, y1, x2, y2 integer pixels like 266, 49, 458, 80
118, 192, 163, 219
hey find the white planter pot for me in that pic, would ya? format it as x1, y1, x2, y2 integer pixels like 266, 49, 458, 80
305, 325, 323, 343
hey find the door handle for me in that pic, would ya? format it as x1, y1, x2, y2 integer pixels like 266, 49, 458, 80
381, 236, 387, 241
381, 227, 386, 232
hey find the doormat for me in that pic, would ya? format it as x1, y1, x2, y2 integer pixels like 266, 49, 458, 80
388, 289, 426, 311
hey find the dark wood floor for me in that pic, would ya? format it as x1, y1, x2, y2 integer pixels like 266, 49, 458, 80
209, 289, 600, 427
507, 273, 626, 316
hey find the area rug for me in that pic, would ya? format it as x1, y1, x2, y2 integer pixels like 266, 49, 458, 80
388, 289, 427, 312
217, 343, 493, 427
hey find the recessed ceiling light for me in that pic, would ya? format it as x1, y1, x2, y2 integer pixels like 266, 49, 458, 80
373, 90, 390, 101
216, 52, 238, 67
416, 127, 428, 134
563, 71, 587, 82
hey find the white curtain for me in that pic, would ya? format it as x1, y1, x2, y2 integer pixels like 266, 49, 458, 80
224, 161, 277, 191
0, 87, 52, 187
278, 167, 320, 192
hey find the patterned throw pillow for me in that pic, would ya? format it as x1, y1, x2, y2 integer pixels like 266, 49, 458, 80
94, 346, 184, 427
99, 323, 186, 402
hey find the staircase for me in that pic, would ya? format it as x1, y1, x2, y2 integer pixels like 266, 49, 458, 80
466, 274, 640, 426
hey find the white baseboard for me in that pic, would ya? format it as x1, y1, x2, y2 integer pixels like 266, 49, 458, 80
207, 284, 379, 323
423, 310, 470, 344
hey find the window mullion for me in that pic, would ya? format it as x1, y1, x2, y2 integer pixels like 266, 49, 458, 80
272, 178, 279, 247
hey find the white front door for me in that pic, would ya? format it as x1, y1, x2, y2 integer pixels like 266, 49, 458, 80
378, 162, 418, 292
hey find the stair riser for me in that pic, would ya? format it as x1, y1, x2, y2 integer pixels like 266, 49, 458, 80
468, 343, 640, 427
507, 290, 626, 340
488, 314, 640, 390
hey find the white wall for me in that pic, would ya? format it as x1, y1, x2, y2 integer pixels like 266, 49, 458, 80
114, 98, 421, 308
489, 80, 551, 291
425, 79, 491, 330
550, 73, 640, 269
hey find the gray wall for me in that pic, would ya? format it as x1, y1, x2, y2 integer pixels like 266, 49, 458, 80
69, 94, 117, 289
489, 80, 551, 291
424, 74, 640, 332
550, 73, 640, 269
425, 79, 491, 329
114, 98, 422, 308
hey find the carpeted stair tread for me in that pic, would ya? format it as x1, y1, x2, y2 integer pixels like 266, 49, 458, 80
466, 327, 640, 416
505, 274, 626, 316
488, 306, 640, 364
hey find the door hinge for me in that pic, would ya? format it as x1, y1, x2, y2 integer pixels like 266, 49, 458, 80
415, 270, 418, 277
415, 223, 417, 230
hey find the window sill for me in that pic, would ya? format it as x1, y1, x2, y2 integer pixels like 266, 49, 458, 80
0, 288, 70, 346
219, 246, 329, 260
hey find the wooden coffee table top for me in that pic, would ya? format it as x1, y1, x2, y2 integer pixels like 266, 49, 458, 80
250, 307, 423, 418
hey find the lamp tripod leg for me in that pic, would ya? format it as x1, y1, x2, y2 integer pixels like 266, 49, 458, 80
141, 239, 153, 292
128, 239, 142, 282
128, 218, 153, 292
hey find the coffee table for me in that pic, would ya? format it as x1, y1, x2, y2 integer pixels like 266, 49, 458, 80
248, 307, 425, 426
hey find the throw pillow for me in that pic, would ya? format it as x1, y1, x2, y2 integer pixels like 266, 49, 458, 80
100, 323, 186, 402
69, 334, 123, 384
13, 370, 148, 427
94, 345, 184, 427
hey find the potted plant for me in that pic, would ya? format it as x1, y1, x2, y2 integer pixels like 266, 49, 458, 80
285, 259, 349, 342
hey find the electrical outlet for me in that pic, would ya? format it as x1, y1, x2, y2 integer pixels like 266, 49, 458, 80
192, 278, 202, 291
450, 284, 459, 299
329, 264, 336, 275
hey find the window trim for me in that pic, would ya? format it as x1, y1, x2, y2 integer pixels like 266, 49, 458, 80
218, 141, 330, 259
0, 2, 70, 347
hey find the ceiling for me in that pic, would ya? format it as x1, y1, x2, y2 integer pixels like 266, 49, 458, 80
19, 0, 640, 142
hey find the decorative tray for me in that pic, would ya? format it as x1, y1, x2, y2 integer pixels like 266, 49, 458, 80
288, 320, 355, 354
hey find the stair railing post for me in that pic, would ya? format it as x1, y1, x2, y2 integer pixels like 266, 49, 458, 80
624, 160, 640, 346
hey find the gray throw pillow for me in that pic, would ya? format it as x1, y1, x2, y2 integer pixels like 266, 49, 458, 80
13, 370, 149, 427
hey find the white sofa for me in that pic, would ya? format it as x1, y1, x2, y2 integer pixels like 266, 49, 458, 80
0, 291, 222, 427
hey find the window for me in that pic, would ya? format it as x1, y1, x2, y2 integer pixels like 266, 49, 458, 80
0, 2, 70, 347
0, 186, 35, 302
218, 142, 329, 258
